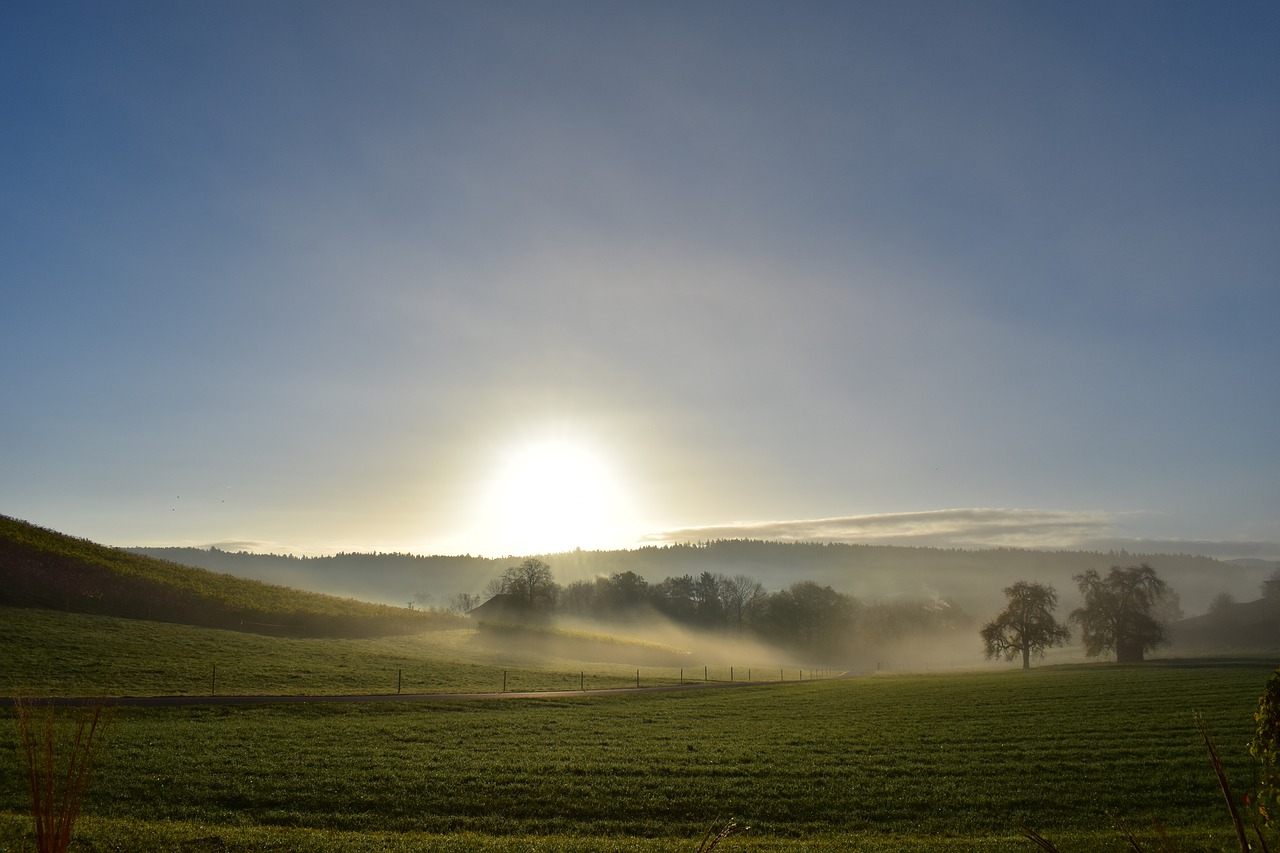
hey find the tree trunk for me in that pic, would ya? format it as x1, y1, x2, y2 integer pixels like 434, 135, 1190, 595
1116, 638, 1144, 663
1022, 643, 1030, 670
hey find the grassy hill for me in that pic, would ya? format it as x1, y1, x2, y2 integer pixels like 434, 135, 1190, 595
126, 544, 506, 609
0, 515, 452, 638
1173, 596, 1280, 651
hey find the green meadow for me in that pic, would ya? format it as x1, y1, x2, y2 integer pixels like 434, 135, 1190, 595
0, 607, 790, 698
1, 608, 1277, 851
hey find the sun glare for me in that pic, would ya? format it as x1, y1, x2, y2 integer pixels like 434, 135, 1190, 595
472, 435, 637, 556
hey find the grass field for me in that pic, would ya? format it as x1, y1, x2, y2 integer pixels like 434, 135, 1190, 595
1, 606, 1276, 851
0, 607, 811, 699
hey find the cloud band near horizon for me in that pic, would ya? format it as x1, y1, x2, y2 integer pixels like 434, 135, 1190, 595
647, 508, 1280, 561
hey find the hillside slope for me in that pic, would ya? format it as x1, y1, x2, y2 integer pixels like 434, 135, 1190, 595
1172, 596, 1280, 650
0, 515, 448, 637
129, 545, 504, 609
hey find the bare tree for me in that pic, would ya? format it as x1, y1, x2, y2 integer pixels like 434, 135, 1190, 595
980, 581, 1070, 669
495, 558, 559, 611
1262, 566, 1280, 604
1208, 591, 1235, 620
719, 573, 766, 631
448, 592, 482, 614
1071, 564, 1172, 663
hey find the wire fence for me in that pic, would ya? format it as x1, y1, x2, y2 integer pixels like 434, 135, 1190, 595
1, 660, 844, 704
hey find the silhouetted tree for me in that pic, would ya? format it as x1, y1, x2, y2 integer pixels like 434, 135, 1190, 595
448, 591, 481, 614
558, 579, 598, 617
496, 558, 559, 612
693, 571, 725, 626
720, 573, 766, 632
980, 581, 1070, 669
1071, 564, 1172, 663
1151, 585, 1183, 629
597, 571, 650, 615
758, 581, 857, 658
1262, 567, 1280, 604
650, 575, 696, 622
1208, 591, 1236, 625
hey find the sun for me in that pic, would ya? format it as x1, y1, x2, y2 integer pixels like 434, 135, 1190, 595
471, 435, 637, 556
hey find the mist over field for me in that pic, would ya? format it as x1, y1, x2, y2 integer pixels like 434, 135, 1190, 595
474, 612, 781, 669
122, 538, 1278, 672
133, 540, 1273, 620
471, 609, 991, 675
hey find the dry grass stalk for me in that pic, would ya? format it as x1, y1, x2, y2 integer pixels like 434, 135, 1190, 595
1195, 712, 1254, 853
695, 819, 747, 851
13, 699, 114, 853
1018, 824, 1063, 852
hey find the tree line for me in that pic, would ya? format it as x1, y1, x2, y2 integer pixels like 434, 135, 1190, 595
474, 558, 970, 661
470, 558, 1280, 666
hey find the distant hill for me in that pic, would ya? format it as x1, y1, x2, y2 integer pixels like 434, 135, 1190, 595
1223, 557, 1280, 573
1172, 596, 1280, 651
137, 537, 1273, 618
542, 541, 1266, 616
128, 545, 506, 611
0, 515, 450, 637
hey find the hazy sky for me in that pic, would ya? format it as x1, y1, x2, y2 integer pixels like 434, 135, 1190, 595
3, 2, 1277, 560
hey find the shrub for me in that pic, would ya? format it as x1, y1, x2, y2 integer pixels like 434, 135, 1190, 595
1252, 667, 1280, 831
13, 699, 115, 853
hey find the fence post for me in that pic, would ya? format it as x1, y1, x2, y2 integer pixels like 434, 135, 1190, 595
397, 669, 402, 694
503, 671, 507, 693
730, 666, 733, 682
636, 669, 640, 689
704, 666, 708, 682
581, 671, 584, 692
679, 668, 683, 685
211, 665, 216, 696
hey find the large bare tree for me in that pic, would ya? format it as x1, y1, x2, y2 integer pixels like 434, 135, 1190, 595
1071, 564, 1171, 663
980, 581, 1071, 669
495, 558, 559, 612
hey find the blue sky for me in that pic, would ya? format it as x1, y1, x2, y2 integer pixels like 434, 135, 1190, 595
2, 2, 1277, 559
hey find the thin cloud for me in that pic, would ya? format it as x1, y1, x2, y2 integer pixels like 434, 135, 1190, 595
648, 508, 1119, 550
648, 510, 1280, 560
207, 540, 275, 553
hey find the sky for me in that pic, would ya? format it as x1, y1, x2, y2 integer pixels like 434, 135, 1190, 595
2, 1, 1278, 561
